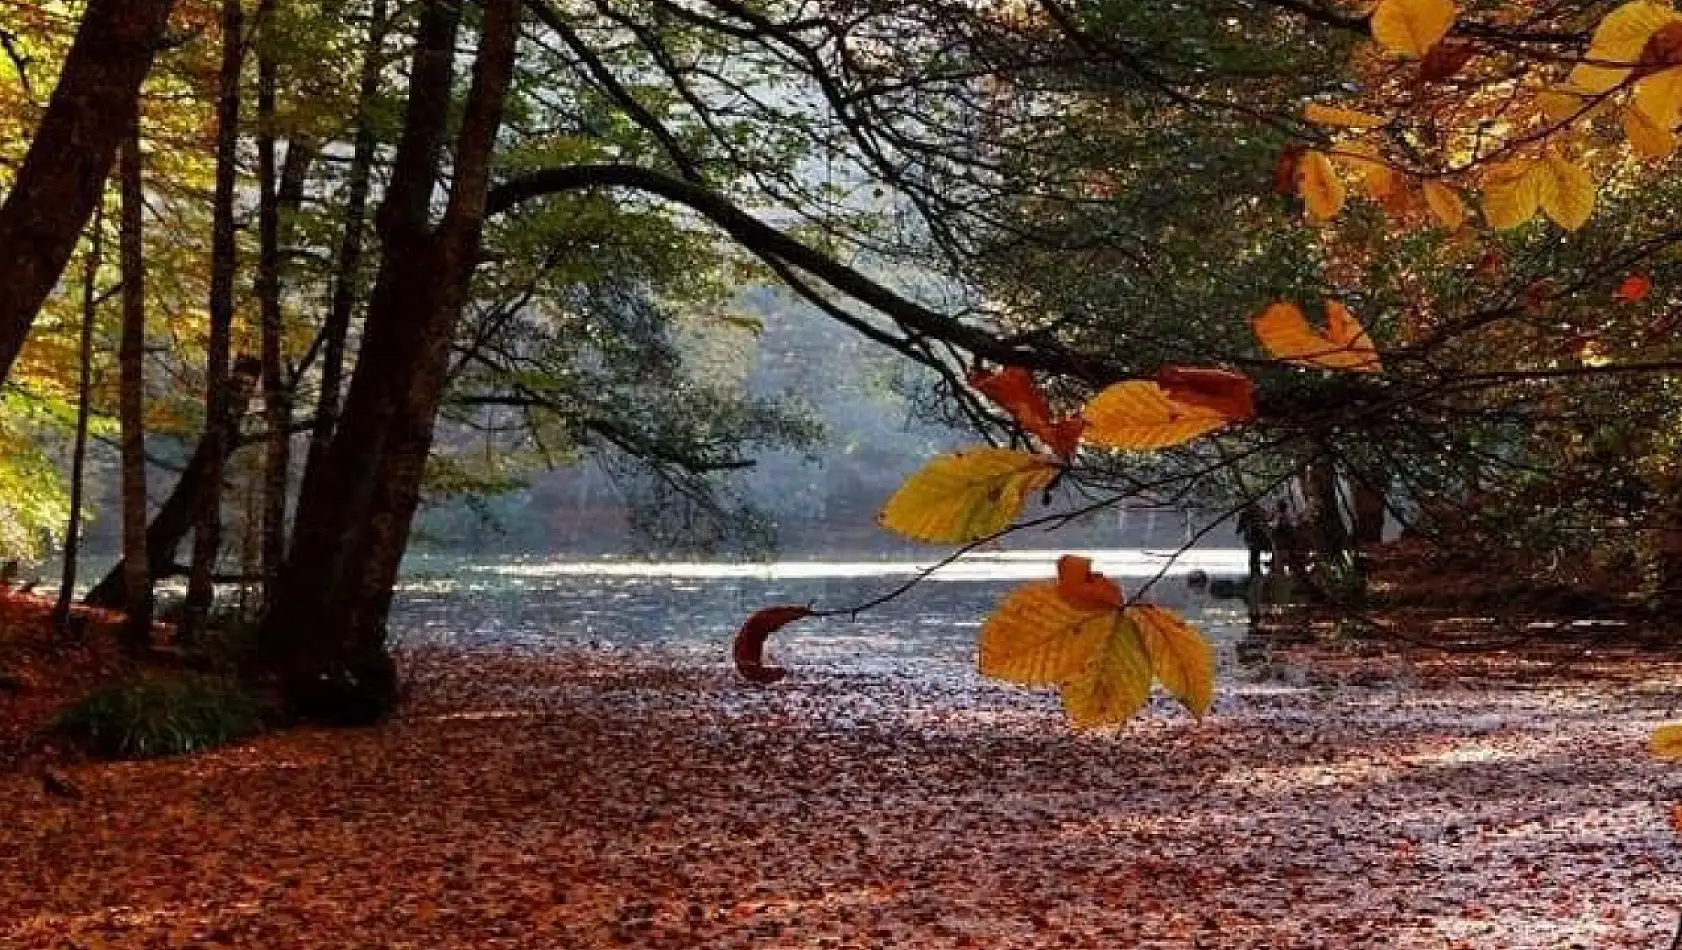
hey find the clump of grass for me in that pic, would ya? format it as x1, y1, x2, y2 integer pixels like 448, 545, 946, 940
54, 673, 265, 759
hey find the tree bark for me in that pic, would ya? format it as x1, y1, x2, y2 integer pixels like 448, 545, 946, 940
183, 0, 246, 642
263, 0, 520, 723
117, 123, 153, 650
85, 360, 261, 609
257, 0, 290, 605
0, 0, 175, 385
298, 0, 388, 512
51, 208, 105, 631
1351, 471, 1388, 549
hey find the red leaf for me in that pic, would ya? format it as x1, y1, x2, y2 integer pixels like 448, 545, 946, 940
1417, 41, 1475, 84
969, 366, 1085, 458
1614, 274, 1652, 304
1273, 145, 1306, 196
732, 605, 810, 683
1155, 366, 1257, 420
1055, 555, 1125, 611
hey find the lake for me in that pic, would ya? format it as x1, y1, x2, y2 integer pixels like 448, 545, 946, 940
390, 549, 1258, 669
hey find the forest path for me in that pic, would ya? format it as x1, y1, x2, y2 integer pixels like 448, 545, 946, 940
2, 647, 1677, 949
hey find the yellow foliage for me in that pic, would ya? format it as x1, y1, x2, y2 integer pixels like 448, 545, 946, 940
1653, 723, 1682, 760
976, 579, 1217, 728
1624, 106, 1677, 159
1131, 605, 1215, 717
1303, 103, 1387, 128
1422, 180, 1466, 229
1081, 381, 1229, 450
1481, 159, 1541, 230
1533, 154, 1596, 230
1536, 89, 1589, 124
977, 582, 1115, 686
1298, 150, 1346, 222
1570, 1, 1680, 93
1370, 0, 1459, 59
1634, 66, 1682, 129
1251, 300, 1384, 373
1062, 618, 1152, 730
879, 448, 1058, 543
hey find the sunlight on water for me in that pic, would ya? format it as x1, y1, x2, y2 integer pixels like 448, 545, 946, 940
390, 549, 1257, 661
404, 548, 1251, 587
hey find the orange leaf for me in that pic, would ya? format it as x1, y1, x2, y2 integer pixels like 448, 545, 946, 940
969, 366, 1085, 457
1155, 366, 1256, 420
1081, 381, 1230, 450
1252, 300, 1384, 374
1615, 274, 1653, 303
732, 605, 810, 683
1055, 555, 1125, 610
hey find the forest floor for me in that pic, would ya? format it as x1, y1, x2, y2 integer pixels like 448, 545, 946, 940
2, 591, 1680, 948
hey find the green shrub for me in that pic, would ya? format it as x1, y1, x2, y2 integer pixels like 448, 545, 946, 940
55, 673, 266, 759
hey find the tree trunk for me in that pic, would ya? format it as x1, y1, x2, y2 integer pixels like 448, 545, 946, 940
298, 0, 388, 512
183, 0, 245, 642
1303, 459, 1349, 560
262, 0, 519, 724
117, 123, 153, 650
0, 0, 175, 384
1351, 470, 1388, 549
257, 0, 290, 605
85, 360, 261, 609
51, 208, 105, 631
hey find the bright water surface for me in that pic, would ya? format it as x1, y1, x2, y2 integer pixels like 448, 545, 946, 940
390, 549, 1258, 668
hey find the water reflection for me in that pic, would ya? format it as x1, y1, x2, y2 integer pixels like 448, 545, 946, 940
391, 550, 1256, 667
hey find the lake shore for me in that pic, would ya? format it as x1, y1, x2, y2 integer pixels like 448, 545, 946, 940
4, 643, 1678, 948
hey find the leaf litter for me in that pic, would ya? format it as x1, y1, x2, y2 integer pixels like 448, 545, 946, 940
2, 642, 1678, 948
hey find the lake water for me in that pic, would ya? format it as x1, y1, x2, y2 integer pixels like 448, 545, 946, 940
390, 549, 1258, 668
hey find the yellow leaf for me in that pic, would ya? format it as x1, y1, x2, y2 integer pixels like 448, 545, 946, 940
880, 448, 1057, 543
1061, 619, 1151, 730
1298, 150, 1346, 222
1534, 154, 1595, 230
1536, 89, 1589, 124
1130, 606, 1215, 717
1370, 0, 1459, 58
1303, 103, 1388, 128
1571, 1, 1681, 93
1251, 301, 1384, 374
1624, 104, 1678, 159
1635, 66, 1682, 129
1422, 180, 1466, 229
1081, 382, 1229, 450
1481, 159, 1540, 230
978, 583, 1116, 686
1653, 723, 1682, 760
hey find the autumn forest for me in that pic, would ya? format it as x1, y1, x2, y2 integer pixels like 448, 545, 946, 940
3, 0, 1682, 946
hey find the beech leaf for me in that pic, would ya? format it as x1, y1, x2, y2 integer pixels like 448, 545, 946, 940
1252, 300, 1384, 374
1081, 382, 1231, 451
880, 449, 1058, 543
1370, 0, 1459, 59
977, 582, 1116, 686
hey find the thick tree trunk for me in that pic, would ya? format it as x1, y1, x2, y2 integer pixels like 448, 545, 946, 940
51, 209, 105, 631
298, 0, 388, 512
1303, 460, 1349, 561
85, 360, 261, 609
1351, 471, 1388, 549
262, 0, 519, 724
117, 125, 153, 650
183, 0, 246, 641
257, 0, 290, 605
0, 0, 175, 384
